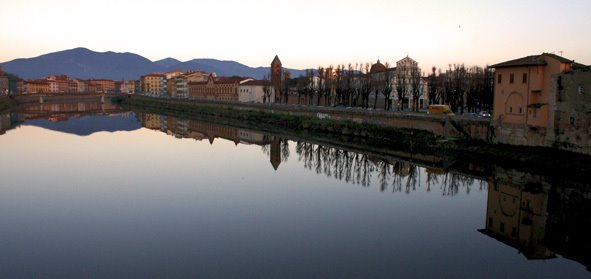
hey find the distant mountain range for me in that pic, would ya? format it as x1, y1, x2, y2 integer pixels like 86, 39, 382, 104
0, 47, 305, 80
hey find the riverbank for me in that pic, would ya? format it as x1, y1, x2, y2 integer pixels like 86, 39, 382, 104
0, 96, 16, 112
113, 96, 591, 179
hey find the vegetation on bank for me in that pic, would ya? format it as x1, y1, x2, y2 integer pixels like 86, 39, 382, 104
113, 96, 591, 178
112, 96, 440, 151
0, 97, 16, 111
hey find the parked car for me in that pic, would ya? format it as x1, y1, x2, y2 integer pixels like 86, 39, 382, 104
478, 111, 491, 118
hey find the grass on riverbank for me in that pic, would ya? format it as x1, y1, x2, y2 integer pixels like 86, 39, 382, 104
113, 96, 591, 179
113, 96, 440, 148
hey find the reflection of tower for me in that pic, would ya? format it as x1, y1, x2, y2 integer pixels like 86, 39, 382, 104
270, 137, 281, 170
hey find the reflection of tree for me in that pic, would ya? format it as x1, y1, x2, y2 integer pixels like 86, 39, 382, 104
281, 139, 290, 162
261, 144, 270, 156
440, 173, 476, 196
293, 141, 480, 195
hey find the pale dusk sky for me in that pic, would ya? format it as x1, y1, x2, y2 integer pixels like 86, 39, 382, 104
1, 0, 590, 71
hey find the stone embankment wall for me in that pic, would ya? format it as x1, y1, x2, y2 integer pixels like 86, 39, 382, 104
14, 93, 115, 105
130, 95, 491, 141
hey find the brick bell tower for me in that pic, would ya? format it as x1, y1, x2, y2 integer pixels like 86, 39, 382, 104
270, 55, 282, 84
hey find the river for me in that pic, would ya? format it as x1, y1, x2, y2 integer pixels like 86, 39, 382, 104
0, 101, 588, 278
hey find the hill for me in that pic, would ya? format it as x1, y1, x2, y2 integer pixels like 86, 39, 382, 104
1, 48, 306, 80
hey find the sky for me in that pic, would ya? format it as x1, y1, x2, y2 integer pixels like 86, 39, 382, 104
1, 0, 590, 71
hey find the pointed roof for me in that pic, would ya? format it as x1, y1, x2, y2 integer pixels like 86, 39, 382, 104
270, 157, 280, 170
271, 55, 282, 66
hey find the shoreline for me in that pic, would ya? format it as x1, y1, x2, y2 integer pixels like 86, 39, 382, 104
113, 96, 591, 180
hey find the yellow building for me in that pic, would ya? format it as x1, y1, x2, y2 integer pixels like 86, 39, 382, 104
25, 80, 50, 94
140, 74, 166, 95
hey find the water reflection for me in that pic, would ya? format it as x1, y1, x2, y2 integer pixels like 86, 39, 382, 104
1, 104, 589, 276
133, 111, 590, 273
481, 169, 591, 271
136, 111, 484, 196
0, 100, 130, 135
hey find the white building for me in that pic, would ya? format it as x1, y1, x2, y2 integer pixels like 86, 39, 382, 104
392, 56, 429, 110
238, 80, 275, 103
121, 80, 136, 94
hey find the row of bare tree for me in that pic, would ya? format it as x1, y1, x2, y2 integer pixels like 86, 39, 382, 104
293, 141, 484, 194
427, 64, 495, 114
266, 62, 495, 114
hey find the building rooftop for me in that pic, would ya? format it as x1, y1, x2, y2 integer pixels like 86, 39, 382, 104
241, 80, 272, 86
490, 53, 575, 68
370, 60, 387, 74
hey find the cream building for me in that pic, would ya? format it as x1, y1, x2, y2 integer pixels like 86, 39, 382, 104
141, 74, 166, 95
238, 80, 275, 103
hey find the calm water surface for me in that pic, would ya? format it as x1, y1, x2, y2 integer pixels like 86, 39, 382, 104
0, 104, 588, 278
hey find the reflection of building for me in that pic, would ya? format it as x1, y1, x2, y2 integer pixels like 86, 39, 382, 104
136, 113, 282, 169
139, 113, 162, 130
480, 175, 554, 259
238, 129, 270, 145
479, 169, 591, 270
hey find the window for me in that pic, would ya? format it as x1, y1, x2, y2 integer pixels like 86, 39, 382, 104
500, 222, 505, 233
511, 227, 517, 237
497, 74, 502, 84
488, 218, 493, 228
522, 73, 527, 83
510, 73, 514, 84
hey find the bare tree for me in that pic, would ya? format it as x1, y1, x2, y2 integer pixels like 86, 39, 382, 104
395, 65, 408, 111
409, 65, 422, 111
262, 74, 272, 104
360, 63, 372, 109
382, 63, 394, 111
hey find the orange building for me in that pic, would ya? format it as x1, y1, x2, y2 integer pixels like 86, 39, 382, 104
188, 74, 251, 101
490, 53, 588, 150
